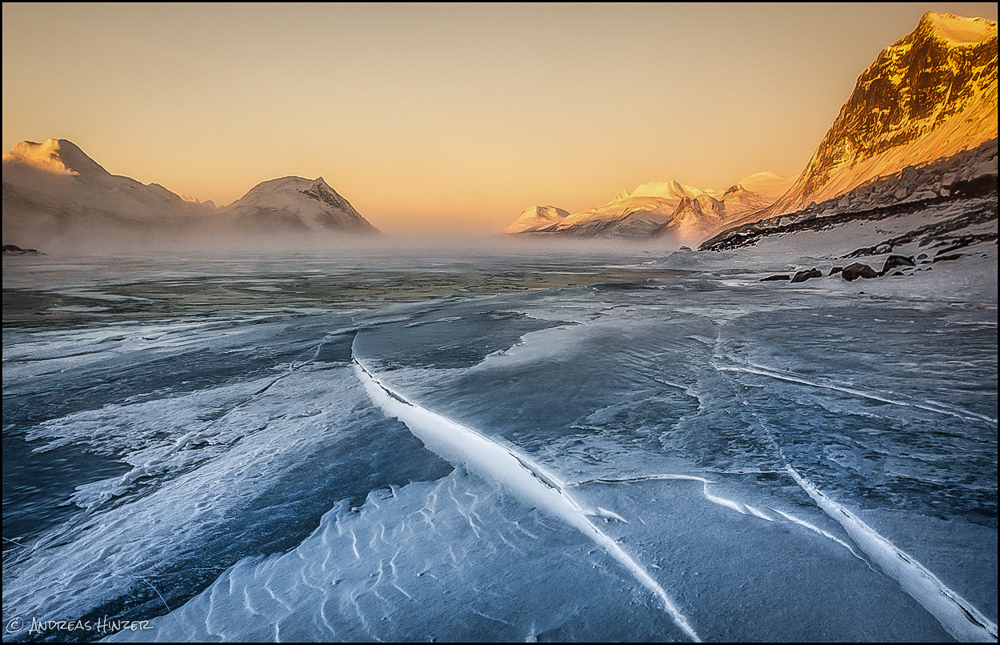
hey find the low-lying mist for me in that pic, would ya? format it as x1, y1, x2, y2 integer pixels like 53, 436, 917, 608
4, 224, 687, 261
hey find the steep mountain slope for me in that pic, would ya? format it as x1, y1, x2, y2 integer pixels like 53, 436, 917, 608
2, 139, 217, 251
767, 11, 997, 215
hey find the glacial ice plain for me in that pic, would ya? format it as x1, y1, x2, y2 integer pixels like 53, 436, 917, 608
2, 248, 997, 642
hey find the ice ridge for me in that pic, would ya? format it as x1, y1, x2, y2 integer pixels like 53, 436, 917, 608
787, 466, 998, 642
352, 356, 701, 642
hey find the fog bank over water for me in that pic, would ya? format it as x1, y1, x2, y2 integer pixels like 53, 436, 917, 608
10, 228, 686, 261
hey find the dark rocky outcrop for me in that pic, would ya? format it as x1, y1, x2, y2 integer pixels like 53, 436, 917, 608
791, 268, 823, 283
841, 263, 880, 281
760, 274, 791, 282
2, 243, 42, 255
880, 255, 916, 273
946, 174, 998, 197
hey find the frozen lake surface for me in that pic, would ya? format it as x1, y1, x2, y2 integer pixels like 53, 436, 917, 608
2, 250, 996, 642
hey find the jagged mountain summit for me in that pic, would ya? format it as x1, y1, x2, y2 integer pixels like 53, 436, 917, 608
215, 176, 380, 236
546, 179, 711, 239
2, 139, 379, 251
767, 11, 997, 216
691, 12, 998, 272
615, 179, 714, 203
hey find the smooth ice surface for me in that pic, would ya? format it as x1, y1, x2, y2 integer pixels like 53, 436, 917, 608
2, 249, 996, 643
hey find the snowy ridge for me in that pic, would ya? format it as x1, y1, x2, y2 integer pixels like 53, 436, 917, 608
617, 180, 713, 202
731, 171, 796, 201
699, 137, 997, 261
352, 356, 702, 642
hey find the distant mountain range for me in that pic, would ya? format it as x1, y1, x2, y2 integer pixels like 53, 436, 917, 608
506, 11, 998, 244
504, 174, 794, 244
2, 139, 379, 252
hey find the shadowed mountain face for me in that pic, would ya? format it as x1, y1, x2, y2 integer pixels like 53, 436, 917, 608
2, 139, 213, 220
2, 139, 379, 252
768, 12, 998, 216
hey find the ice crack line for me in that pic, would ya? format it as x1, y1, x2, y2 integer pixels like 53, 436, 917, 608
352, 355, 700, 642
712, 355, 998, 642
570, 474, 870, 563
714, 362, 997, 425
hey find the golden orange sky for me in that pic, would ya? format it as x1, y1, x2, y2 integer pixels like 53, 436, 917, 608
3, 3, 997, 235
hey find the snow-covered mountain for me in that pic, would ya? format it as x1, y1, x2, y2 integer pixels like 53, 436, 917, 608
2, 138, 214, 220
693, 12, 998, 278
214, 176, 380, 236
509, 173, 792, 242
552, 179, 712, 238
731, 171, 797, 202
503, 206, 571, 234
2, 139, 379, 250
615, 179, 714, 202
767, 11, 997, 216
